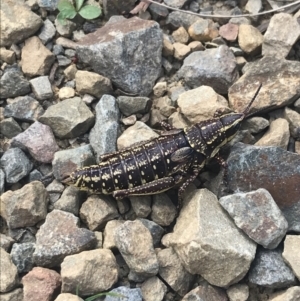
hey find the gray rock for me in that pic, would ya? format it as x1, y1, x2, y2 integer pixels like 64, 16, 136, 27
104, 287, 142, 301
54, 186, 84, 215
284, 107, 300, 139
151, 193, 177, 226
0, 70, 31, 98
103, 0, 136, 19
52, 144, 95, 181
164, 0, 188, 8
149, 2, 169, 18
219, 188, 288, 249
37, 0, 59, 11
55, 18, 76, 37
1, 0, 43, 46
117, 96, 151, 116
0, 169, 5, 194
157, 248, 195, 296
56, 55, 71, 67
11, 242, 36, 273
0, 117, 22, 138
4, 95, 44, 122
129, 196, 152, 218
28, 169, 43, 182
0, 181, 48, 229
166, 11, 203, 29
29, 76, 53, 100
61, 249, 118, 296
115, 220, 159, 279
227, 143, 300, 232
79, 195, 119, 231
177, 45, 238, 94
77, 17, 163, 96
11, 121, 59, 163
39, 97, 95, 139
162, 189, 256, 287
0, 248, 19, 293
53, 44, 64, 55
0, 148, 33, 183
33, 209, 97, 267
263, 13, 300, 58
241, 116, 269, 134
248, 247, 296, 288
138, 219, 165, 247
181, 282, 228, 301
89, 95, 120, 162
8, 227, 36, 244
38, 19, 56, 44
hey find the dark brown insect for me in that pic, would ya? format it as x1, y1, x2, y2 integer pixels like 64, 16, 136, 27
64, 84, 262, 205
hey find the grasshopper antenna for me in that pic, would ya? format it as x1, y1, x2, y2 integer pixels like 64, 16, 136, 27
243, 83, 262, 116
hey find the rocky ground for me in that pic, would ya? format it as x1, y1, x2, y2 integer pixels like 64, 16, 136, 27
1, 0, 300, 300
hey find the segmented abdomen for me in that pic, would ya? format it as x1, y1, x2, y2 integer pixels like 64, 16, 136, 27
72, 133, 189, 194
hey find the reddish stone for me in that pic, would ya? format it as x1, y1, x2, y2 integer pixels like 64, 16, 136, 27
22, 267, 61, 301
219, 23, 239, 42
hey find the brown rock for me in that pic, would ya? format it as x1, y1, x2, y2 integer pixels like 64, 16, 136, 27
182, 282, 228, 301
263, 13, 300, 58
0, 0, 43, 46
79, 195, 119, 231
173, 42, 191, 60
162, 37, 174, 57
0, 248, 19, 293
188, 19, 219, 42
21, 36, 55, 77
168, 111, 189, 129
229, 57, 300, 114
283, 235, 300, 281
238, 24, 263, 54
188, 40, 204, 51
54, 293, 84, 301
0, 181, 48, 229
117, 121, 159, 149
269, 286, 300, 301
255, 118, 290, 149
75, 70, 112, 98
58, 87, 75, 100
0, 288, 23, 301
157, 248, 195, 296
0, 47, 16, 64
61, 249, 118, 296
22, 267, 61, 301
177, 85, 230, 124
172, 26, 189, 44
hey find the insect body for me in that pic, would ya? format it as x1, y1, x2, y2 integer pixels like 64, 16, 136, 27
66, 84, 262, 203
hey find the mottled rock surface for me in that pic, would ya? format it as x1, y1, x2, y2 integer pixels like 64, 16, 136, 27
33, 210, 96, 267
77, 17, 163, 96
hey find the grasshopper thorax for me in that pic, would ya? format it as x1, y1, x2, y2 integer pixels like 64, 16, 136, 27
185, 84, 262, 157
